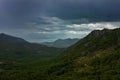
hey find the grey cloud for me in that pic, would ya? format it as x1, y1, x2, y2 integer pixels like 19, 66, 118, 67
0, 0, 120, 42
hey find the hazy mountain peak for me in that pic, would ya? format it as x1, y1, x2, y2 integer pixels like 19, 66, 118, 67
41, 38, 79, 48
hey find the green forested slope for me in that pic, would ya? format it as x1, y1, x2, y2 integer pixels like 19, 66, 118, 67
0, 33, 64, 80
0, 28, 120, 80
47, 28, 120, 80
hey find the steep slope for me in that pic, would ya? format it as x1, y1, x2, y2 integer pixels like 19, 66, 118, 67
41, 38, 79, 48
47, 28, 120, 80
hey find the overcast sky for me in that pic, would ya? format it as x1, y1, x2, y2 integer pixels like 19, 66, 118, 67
0, 0, 120, 42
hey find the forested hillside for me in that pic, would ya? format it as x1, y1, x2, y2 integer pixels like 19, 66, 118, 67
0, 28, 120, 80
47, 28, 120, 80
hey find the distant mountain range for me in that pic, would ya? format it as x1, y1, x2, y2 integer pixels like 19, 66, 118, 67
41, 38, 79, 48
0, 33, 64, 60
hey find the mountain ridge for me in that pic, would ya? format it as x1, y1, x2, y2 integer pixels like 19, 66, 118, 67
46, 28, 120, 80
0, 33, 29, 45
41, 38, 79, 48
0, 33, 64, 60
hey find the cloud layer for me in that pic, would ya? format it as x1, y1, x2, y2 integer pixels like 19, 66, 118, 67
24, 16, 120, 42
0, 0, 120, 42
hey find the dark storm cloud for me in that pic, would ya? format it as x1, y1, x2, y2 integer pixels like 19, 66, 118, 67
0, 0, 45, 26
0, 0, 120, 42
41, 0, 120, 20
0, 0, 120, 25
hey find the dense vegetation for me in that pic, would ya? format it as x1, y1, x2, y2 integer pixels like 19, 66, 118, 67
0, 28, 120, 80
0, 33, 64, 80
46, 28, 120, 80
